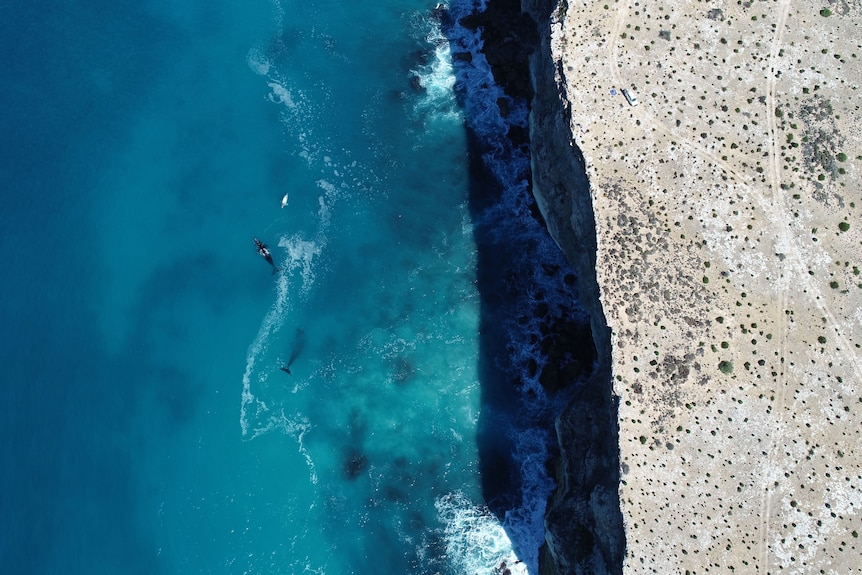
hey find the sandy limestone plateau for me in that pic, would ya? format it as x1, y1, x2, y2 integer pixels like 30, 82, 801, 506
543, 0, 862, 572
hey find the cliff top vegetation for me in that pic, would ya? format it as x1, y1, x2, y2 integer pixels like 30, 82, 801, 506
550, 0, 862, 572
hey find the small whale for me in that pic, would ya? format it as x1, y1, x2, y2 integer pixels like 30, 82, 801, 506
280, 193, 289, 208
280, 327, 305, 376
254, 237, 281, 274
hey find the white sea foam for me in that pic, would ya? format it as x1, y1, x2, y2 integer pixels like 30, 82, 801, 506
316, 195, 331, 231
414, 47, 458, 120
240, 265, 291, 437
267, 81, 297, 109
409, 11, 461, 125
249, 409, 318, 485
246, 45, 271, 76
253, 56, 322, 166
268, 0, 285, 30
315, 179, 338, 213
435, 492, 529, 575
241, 233, 323, 438
278, 234, 323, 297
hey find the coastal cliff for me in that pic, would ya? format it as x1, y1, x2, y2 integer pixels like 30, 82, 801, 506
462, 0, 628, 571
524, 1, 625, 573
524, 0, 862, 574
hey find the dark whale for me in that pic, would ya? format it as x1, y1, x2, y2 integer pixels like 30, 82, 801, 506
254, 237, 280, 274
280, 327, 305, 375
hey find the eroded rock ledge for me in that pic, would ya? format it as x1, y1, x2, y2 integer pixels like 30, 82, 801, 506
524, 1, 626, 573
467, 0, 627, 572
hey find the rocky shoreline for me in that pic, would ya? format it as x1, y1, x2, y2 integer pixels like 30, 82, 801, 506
524, 0, 628, 569
462, 0, 626, 572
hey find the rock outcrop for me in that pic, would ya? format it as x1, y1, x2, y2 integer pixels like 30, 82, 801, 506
524, 1, 625, 573
469, 0, 627, 571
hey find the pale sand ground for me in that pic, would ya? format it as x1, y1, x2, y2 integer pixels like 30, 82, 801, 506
552, 0, 862, 572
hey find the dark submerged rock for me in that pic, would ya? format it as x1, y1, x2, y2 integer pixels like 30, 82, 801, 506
392, 357, 416, 385
343, 448, 368, 479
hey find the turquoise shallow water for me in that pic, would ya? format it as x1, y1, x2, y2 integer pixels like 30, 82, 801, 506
2, 1, 590, 573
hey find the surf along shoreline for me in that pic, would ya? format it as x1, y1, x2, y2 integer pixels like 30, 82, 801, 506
445, 0, 626, 573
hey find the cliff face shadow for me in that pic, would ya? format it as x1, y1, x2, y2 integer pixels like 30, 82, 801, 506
438, 0, 625, 572
462, 132, 528, 518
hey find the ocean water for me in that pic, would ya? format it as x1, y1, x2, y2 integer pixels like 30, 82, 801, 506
1, 1, 592, 574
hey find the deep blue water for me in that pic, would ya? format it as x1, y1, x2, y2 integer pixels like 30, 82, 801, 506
1, 1, 591, 573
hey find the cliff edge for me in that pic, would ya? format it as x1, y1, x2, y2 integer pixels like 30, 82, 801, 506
528, 0, 862, 573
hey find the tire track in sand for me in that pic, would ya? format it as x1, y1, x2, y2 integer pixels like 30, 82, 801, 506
757, 1, 862, 568
757, 2, 792, 571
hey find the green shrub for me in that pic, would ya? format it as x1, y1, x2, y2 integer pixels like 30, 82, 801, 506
820, 8, 832, 17
839, 222, 850, 232
719, 360, 734, 374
